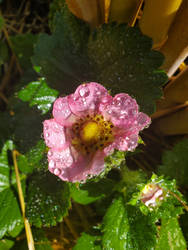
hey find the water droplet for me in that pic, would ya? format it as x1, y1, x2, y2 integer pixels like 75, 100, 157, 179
60, 140, 64, 145
73, 95, 79, 101
120, 110, 127, 115
44, 125, 48, 130
79, 86, 90, 97
49, 160, 55, 168
48, 150, 53, 157
119, 115, 125, 119
46, 132, 49, 137
101, 97, 109, 103
54, 168, 60, 175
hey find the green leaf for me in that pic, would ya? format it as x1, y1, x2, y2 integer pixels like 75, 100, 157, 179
10, 34, 38, 70
102, 195, 157, 250
0, 112, 12, 149
158, 139, 188, 186
26, 171, 71, 227
17, 140, 47, 174
156, 217, 187, 250
8, 99, 44, 153
49, 0, 66, 29
121, 166, 147, 195
73, 233, 102, 250
88, 24, 167, 114
0, 238, 14, 250
18, 78, 58, 114
103, 150, 125, 178
32, 9, 167, 114
179, 212, 188, 243
32, 8, 90, 93
70, 178, 116, 205
33, 228, 53, 250
0, 141, 24, 239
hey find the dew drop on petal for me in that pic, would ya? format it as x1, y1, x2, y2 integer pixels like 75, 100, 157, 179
49, 160, 55, 168
60, 140, 64, 145
44, 125, 48, 130
120, 115, 125, 119
54, 168, 61, 175
79, 86, 90, 97
48, 150, 53, 157
101, 96, 109, 103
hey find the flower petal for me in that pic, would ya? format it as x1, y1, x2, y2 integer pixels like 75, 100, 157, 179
43, 119, 66, 149
68, 82, 110, 116
102, 93, 139, 129
53, 96, 77, 127
48, 146, 105, 182
115, 133, 139, 152
47, 146, 74, 181
137, 112, 151, 130
62, 150, 105, 182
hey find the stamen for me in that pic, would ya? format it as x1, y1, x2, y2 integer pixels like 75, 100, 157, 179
71, 114, 114, 155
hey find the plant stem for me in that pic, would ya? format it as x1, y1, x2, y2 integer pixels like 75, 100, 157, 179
12, 150, 35, 250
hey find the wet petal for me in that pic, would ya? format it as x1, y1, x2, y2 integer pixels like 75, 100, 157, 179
43, 119, 66, 149
47, 146, 74, 181
137, 112, 151, 130
115, 133, 138, 152
69, 82, 110, 116
53, 96, 77, 127
102, 93, 139, 129
103, 143, 116, 156
53, 150, 105, 183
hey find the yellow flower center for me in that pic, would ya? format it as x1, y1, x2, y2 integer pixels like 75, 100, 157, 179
80, 121, 100, 143
72, 114, 114, 155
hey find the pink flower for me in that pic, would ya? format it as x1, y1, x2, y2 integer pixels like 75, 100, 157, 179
43, 82, 151, 182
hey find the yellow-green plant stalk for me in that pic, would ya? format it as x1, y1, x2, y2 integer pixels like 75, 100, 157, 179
139, 0, 182, 48
159, 0, 188, 77
109, 0, 140, 23
12, 150, 35, 250
66, 0, 105, 26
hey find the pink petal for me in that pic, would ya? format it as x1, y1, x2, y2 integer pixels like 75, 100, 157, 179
114, 133, 139, 152
48, 146, 106, 182
47, 145, 74, 181
53, 96, 77, 127
102, 93, 139, 129
63, 150, 105, 182
43, 119, 66, 149
103, 143, 116, 156
137, 112, 151, 130
68, 82, 110, 116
